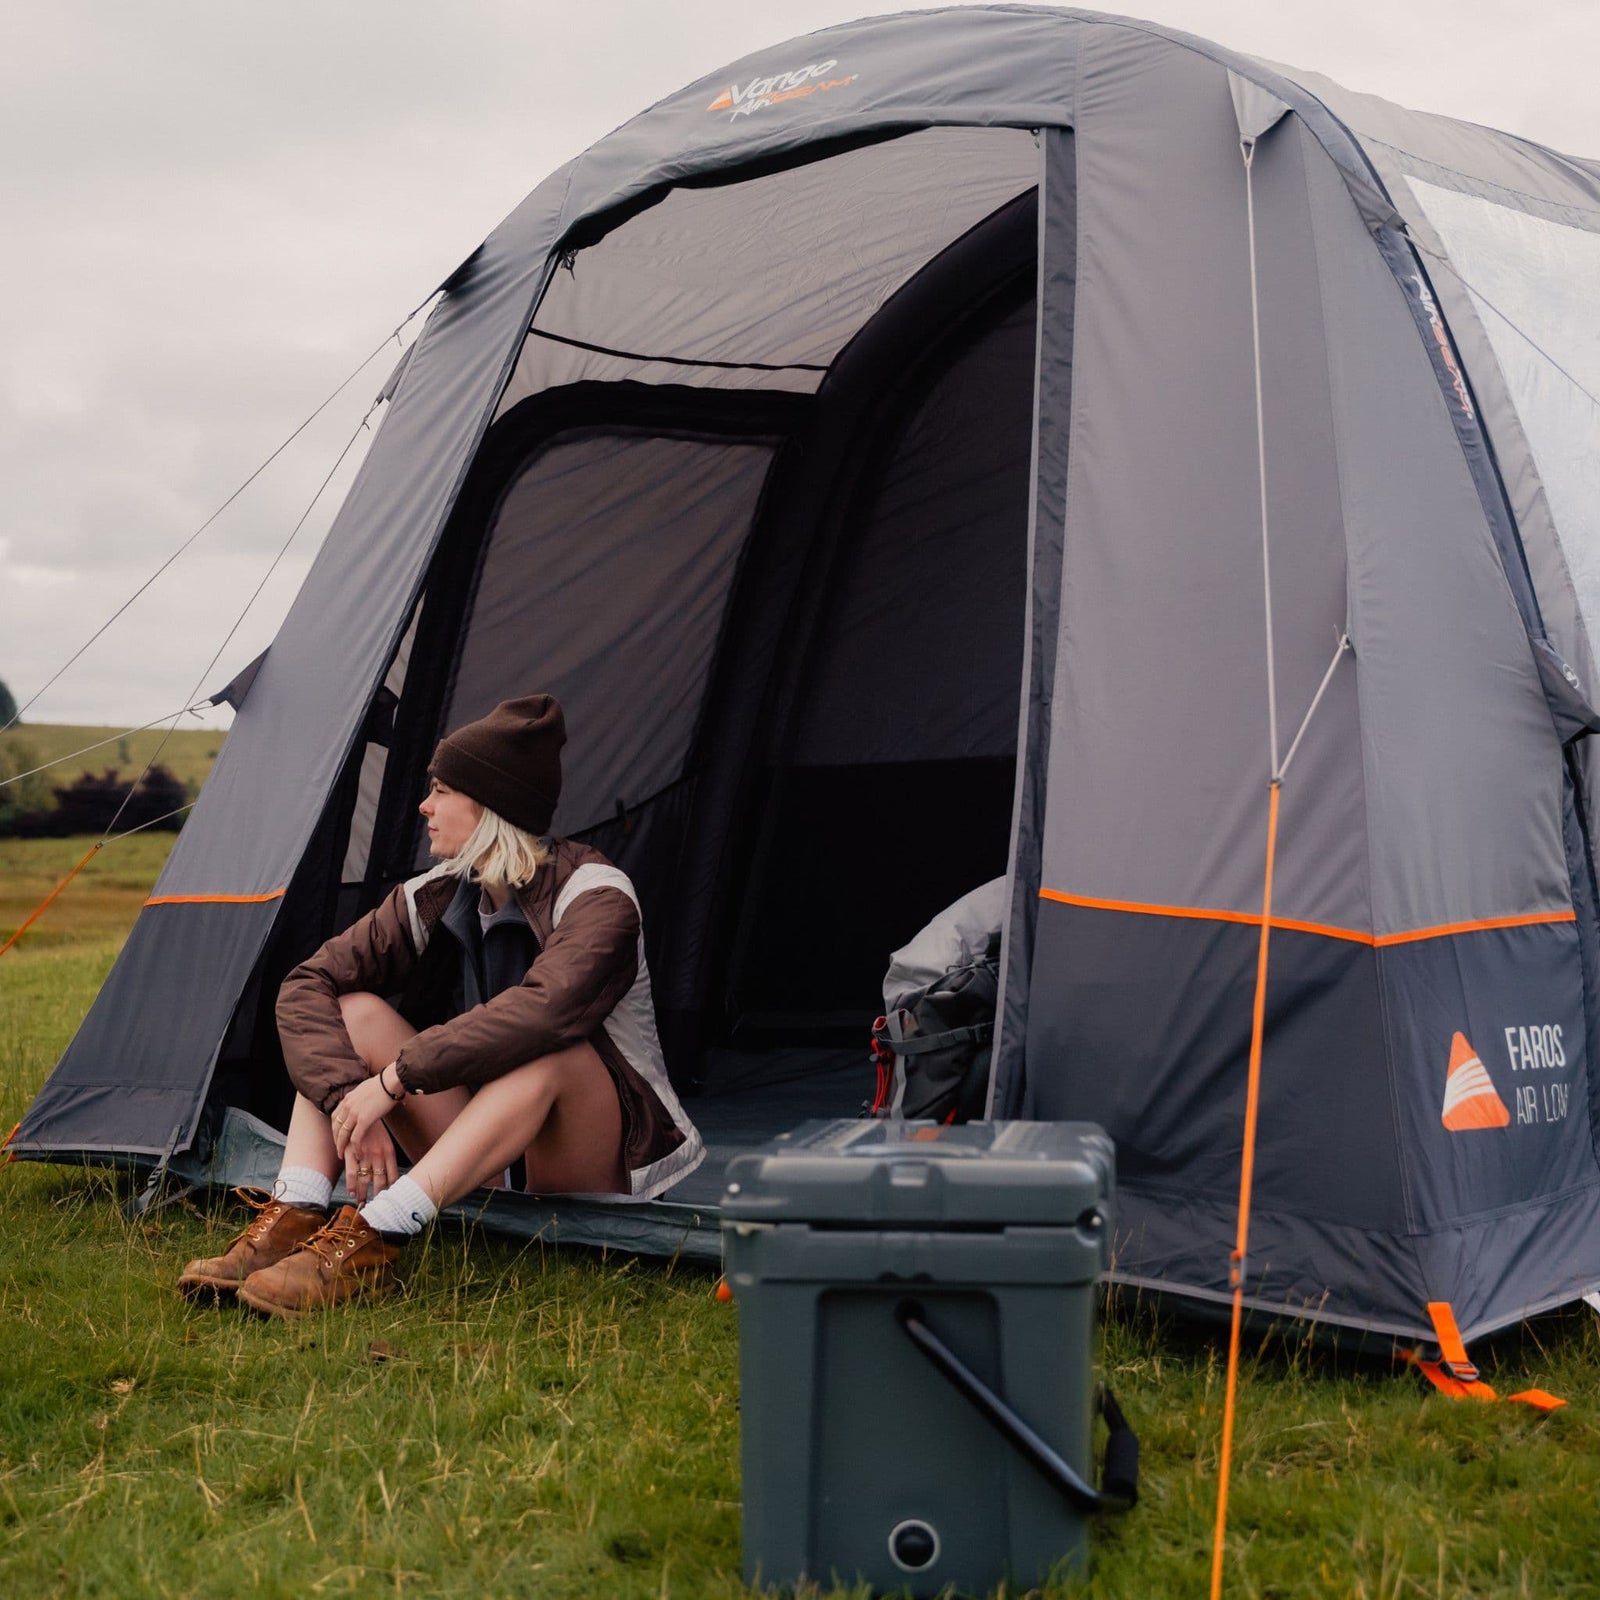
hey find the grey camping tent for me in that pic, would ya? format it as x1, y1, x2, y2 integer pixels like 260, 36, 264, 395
17, 6, 1600, 1344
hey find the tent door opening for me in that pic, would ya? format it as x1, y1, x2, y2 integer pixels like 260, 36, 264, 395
689, 190, 1042, 1120
712, 288, 1038, 1051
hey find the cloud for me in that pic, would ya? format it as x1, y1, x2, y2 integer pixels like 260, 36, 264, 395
2, 0, 1596, 727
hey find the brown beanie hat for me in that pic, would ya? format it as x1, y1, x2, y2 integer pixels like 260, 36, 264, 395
429, 694, 566, 835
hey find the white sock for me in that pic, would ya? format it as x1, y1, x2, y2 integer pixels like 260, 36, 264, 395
274, 1166, 333, 1210
360, 1175, 438, 1237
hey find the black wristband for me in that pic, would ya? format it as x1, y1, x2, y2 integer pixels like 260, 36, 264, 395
378, 1064, 406, 1103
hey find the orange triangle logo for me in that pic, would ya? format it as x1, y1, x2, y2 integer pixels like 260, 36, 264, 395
1440, 1031, 1510, 1131
706, 89, 733, 111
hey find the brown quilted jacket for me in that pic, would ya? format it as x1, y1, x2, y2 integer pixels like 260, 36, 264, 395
274, 839, 696, 1188
278, 832, 665, 1094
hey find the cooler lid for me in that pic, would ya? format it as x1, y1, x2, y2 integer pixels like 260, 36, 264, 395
720, 1119, 1114, 1228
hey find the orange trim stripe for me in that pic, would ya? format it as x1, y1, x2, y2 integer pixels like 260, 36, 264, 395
1038, 888, 1575, 948
143, 890, 287, 907
1373, 910, 1575, 947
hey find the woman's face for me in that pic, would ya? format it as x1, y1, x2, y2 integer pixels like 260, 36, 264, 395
419, 778, 483, 859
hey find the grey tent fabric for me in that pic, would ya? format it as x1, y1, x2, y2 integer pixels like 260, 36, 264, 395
1227, 69, 1290, 147
443, 433, 777, 838
990, 125, 1071, 1117
1274, 60, 1600, 848
789, 294, 1035, 767
20, 7, 1600, 1345
1037, 38, 1367, 931
147, 177, 573, 901
496, 127, 1038, 404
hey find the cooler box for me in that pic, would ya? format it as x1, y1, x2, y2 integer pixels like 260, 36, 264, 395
721, 1119, 1124, 1596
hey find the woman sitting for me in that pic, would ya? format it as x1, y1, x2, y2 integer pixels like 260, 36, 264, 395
177, 693, 704, 1317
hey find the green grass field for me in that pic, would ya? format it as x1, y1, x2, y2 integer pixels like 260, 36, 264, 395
3, 721, 224, 799
2, 836, 1598, 1597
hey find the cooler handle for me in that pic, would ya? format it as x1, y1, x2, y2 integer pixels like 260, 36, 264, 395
896, 1300, 1138, 1515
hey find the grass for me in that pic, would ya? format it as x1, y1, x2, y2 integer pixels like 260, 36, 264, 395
1, 833, 178, 953
2, 835, 1599, 1596
3, 721, 223, 797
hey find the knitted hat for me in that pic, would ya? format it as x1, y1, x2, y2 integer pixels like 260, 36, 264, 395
429, 694, 565, 835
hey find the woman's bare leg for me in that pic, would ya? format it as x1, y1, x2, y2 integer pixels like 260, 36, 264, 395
335, 991, 473, 1159
277, 992, 473, 1181
402, 1041, 626, 1210
280, 1091, 341, 1179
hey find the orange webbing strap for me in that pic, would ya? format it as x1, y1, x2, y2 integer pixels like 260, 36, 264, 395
0, 841, 102, 962
1209, 779, 1281, 1600
1426, 1301, 1478, 1382
1405, 1302, 1566, 1410
1406, 1351, 1498, 1402
2, 1121, 20, 1165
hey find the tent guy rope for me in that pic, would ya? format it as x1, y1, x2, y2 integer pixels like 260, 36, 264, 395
0, 802, 196, 964
0, 295, 434, 740
1412, 237, 1600, 417
1209, 126, 1351, 1600
1, 387, 381, 958
99, 389, 386, 845
0, 701, 212, 791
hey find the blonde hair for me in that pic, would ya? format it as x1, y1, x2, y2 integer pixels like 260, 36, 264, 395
439, 806, 550, 890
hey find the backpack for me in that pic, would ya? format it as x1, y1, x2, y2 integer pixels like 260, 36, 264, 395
870, 931, 1001, 1122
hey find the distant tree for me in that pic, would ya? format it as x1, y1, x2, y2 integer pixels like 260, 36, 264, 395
0, 761, 191, 838
124, 763, 190, 830
0, 737, 51, 830
0, 676, 16, 726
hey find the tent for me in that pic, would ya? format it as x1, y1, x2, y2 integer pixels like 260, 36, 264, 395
17, 6, 1600, 1344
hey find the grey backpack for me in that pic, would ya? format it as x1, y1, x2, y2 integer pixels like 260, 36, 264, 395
870, 878, 1006, 1123
871, 932, 1001, 1122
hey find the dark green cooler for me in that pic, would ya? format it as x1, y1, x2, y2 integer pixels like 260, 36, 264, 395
722, 1119, 1128, 1597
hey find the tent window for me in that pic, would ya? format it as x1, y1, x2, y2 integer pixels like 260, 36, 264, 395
340, 603, 419, 884
1407, 180, 1600, 668
440, 431, 775, 845
494, 126, 1039, 409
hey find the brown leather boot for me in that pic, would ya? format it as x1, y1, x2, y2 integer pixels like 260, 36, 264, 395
236, 1205, 401, 1319
177, 1191, 327, 1299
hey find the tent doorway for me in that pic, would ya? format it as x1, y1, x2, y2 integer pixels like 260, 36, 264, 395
356, 157, 1046, 1156
713, 284, 1037, 1055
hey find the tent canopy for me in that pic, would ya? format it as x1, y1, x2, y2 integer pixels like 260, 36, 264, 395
19, 6, 1600, 1343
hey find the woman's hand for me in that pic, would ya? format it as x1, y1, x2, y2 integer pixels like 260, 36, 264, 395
331, 1071, 401, 1204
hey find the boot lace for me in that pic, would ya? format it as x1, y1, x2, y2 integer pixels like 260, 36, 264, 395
302, 1213, 373, 1266
231, 1188, 291, 1247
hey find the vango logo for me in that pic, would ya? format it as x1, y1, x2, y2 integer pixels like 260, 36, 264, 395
705, 59, 859, 119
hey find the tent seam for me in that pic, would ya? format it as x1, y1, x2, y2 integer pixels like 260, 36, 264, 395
1358, 138, 1600, 225
1300, 127, 1418, 1237
987, 129, 1053, 1113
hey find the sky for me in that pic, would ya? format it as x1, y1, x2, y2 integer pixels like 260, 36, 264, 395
2, 0, 1597, 734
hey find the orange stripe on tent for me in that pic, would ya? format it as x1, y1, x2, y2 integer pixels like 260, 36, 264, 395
1038, 888, 1575, 948
1373, 911, 1576, 947
143, 890, 287, 907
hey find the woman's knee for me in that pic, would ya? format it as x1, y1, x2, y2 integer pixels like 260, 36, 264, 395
338, 991, 411, 1066
489, 1053, 568, 1107
511, 1042, 604, 1096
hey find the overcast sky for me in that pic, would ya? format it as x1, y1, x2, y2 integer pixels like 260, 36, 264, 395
3, 0, 1597, 734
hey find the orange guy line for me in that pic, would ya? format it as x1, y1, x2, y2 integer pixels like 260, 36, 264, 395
143, 889, 287, 906
0, 841, 102, 961
1210, 779, 1282, 1600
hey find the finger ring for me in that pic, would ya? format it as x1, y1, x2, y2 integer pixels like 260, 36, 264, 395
357, 1166, 372, 1176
